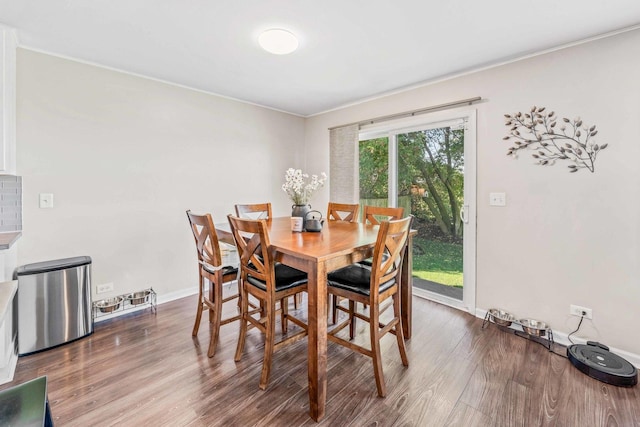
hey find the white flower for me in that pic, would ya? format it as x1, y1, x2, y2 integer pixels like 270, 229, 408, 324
282, 168, 327, 205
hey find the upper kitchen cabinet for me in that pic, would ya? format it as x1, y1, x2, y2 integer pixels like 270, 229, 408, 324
0, 26, 16, 173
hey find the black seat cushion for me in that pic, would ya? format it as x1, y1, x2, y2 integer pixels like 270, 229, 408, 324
203, 264, 238, 277
358, 258, 374, 267
357, 252, 390, 267
328, 264, 395, 297
247, 263, 307, 292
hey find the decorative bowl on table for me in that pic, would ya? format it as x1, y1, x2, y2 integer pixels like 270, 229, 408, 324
126, 290, 151, 305
95, 297, 123, 313
519, 318, 549, 336
488, 308, 515, 327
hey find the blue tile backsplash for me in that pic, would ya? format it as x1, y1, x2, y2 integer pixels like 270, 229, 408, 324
0, 175, 22, 232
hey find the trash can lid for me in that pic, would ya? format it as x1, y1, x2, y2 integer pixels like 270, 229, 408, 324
14, 256, 92, 276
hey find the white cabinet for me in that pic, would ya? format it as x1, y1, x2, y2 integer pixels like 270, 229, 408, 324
0, 26, 17, 173
0, 280, 17, 385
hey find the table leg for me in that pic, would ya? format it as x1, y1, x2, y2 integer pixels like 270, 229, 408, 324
307, 261, 327, 421
400, 234, 413, 339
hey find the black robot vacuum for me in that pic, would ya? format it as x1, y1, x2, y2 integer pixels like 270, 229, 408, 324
567, 341, 637, 387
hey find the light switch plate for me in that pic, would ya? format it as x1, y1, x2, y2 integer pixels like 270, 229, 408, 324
489, 192, 506, 206
39, 193, 54, 208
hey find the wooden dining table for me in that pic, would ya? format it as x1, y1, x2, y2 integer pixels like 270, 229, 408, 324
216, 216, 413, 422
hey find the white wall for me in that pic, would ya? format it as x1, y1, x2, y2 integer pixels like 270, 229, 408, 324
16, 49, 305, 300
304, 29, 640, 357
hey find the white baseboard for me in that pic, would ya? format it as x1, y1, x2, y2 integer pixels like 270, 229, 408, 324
475, 308, 640, 368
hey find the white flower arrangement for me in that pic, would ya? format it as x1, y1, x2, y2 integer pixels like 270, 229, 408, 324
282, 168, 327, 205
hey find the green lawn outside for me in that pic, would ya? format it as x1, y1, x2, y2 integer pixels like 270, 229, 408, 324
412, 237, 463, 287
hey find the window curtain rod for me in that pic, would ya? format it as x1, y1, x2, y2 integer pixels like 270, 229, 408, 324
328, 96, 482, 130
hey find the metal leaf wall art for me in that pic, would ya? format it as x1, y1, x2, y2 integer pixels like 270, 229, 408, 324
503, 106, 608, 173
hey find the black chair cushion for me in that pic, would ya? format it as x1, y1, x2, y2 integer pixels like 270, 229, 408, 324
328, 263, 395, 297
247, 263, 307, 292
203, 264, 238, 277
357, 252, 390, 267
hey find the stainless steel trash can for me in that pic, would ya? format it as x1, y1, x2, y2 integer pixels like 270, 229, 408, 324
14, 256, 93, 355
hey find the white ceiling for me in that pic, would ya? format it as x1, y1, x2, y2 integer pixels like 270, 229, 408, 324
1, 1, 639, 116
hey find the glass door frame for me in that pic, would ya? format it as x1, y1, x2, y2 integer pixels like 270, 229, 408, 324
359, 108, 477, 315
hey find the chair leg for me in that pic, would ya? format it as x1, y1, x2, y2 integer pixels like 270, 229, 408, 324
259, 299, 276, 390
236, 278, 242, 313
369, 304, 386, 397
207, 275, 223, 358
348, 300, 356, 340
207, 277, 215, 324
192, 275, 204, 336
281, 297, 288, 334
331, 295, 339, 325
393, 293, 409, 366
234, 285, 249, 362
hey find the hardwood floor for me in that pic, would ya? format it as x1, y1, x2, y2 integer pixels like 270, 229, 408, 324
2, 294, 639, 426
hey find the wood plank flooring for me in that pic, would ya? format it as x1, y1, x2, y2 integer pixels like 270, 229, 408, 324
2, 295, 639, 426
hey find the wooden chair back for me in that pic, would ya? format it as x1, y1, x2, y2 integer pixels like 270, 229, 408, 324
327, 202, 360, 222
363, 205, 404, 225
186, 210, 223, 270
227, 215, 273, 287
370, 216, 413, 301
235, 203, 272, 220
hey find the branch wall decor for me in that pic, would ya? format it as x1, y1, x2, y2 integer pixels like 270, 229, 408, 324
503, 106, 608, 173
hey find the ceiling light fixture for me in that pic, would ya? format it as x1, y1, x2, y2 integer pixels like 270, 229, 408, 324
258, 29, 298, 55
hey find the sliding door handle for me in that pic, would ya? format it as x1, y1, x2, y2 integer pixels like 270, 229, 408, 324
459, 205, 469, 224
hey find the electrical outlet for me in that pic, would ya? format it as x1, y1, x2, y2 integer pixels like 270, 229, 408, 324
569, 304, 592, 319
96, 282, 114, 294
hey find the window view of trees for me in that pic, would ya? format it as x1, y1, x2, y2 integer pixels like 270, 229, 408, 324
360, 126, 464, 288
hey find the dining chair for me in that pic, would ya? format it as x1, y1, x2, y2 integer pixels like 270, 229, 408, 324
329, 205, 406, 324
235, 202, 272, 220
363, 205, 405, 226
326, 215, 413, 397
358, 205, 405, 267
186, 210, 241, 358
325, 202, 361, 323
235, 207, 292, 308
235, 202, 304, 310
227, 214, 308, 390
326, 202, 360, 223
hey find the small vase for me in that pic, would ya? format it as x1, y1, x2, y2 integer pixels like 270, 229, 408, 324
291, 204, 311, 229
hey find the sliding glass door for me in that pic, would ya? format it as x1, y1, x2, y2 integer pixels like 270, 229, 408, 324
359, 110, 476, 313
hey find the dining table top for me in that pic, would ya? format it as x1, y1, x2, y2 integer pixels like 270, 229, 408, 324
217, 216, 383, 263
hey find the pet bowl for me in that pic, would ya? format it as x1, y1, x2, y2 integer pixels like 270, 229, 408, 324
95, 297, 123, 313
519, 318, 549, 336
488, 308, 515, 327
126, 290, 152, 305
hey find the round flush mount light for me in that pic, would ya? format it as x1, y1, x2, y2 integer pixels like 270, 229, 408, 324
258, 29, 299, 55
